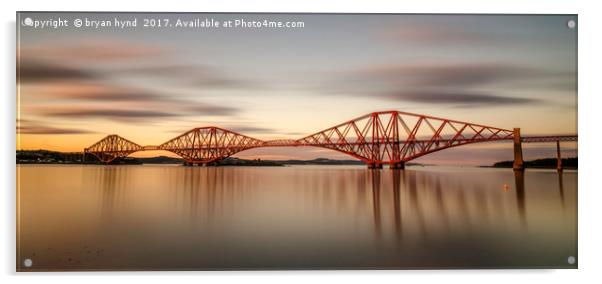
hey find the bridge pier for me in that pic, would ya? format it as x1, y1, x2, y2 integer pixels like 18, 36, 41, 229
389, 162, 405, 170
556, 140, 563, 172
367, 162, 383, 169
513, 128, 525, 171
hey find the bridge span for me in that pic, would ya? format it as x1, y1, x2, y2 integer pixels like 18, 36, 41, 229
84, 110, 577, 171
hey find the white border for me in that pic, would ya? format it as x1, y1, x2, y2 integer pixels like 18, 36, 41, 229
3, 1, 601, 283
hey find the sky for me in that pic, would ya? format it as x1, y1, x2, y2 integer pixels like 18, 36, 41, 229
16, 13, 577, 165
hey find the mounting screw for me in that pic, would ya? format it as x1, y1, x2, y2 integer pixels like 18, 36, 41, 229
567, 256, 576, 264
567, 20, 576, 29
23, 258, 33, 267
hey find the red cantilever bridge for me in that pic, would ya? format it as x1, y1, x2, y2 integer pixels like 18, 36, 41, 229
84, 110, 577, 170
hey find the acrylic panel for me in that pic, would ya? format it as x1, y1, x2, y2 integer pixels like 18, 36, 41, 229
16, 12, 577, 271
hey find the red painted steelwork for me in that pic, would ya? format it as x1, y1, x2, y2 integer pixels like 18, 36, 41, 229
84, 111, 576, 165
84, 134, 142, 163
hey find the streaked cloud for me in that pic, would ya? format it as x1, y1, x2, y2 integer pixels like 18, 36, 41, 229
282, 131, 307, 136
383, 91, 539, 107
164, 125, 282, 136
354, 62, 572, 89
40, 108, 177, 119
20, 39, 164, 63
184, 105, 238, 116
383, 24, 490, 45
17, 119, 94, 135
18, 59, 96, 83
23, 82, 241, 121
26, 82, 158, 101
114, 64, 264, 89
226, 125, 280, 134
320, 61, 571, 107
19, 38, 263, 90
19, 54, 265, 92
17, 125, 94, 135
35, 103, 237, 122
18, 39, 166, 83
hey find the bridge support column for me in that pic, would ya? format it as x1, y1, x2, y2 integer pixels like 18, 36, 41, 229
556, 140, 563, 172
389, 162, 405, 170
367, 162, 383, 169
513, 128, 525, 171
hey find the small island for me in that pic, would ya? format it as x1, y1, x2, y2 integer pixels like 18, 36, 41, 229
490, 157, 577, 169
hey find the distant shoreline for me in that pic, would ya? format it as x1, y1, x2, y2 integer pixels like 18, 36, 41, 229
16, 149, 577, 169
16, 150, 367, 166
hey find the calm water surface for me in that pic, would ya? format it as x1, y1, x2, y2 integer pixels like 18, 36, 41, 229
17, 165, 577, 270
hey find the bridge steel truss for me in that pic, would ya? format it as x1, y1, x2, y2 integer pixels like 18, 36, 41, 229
296, 111, 514, 168
84, 134, 143, 163
83, 110, 577, 168
159, 127, 265, 165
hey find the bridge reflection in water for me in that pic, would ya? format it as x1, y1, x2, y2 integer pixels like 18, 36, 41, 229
12, 165, 575, 269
